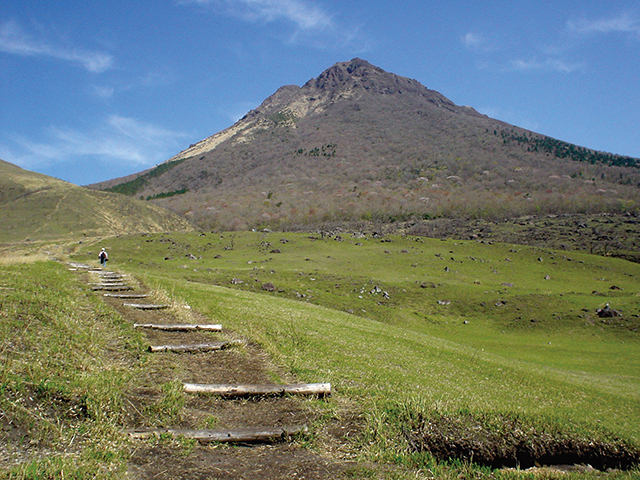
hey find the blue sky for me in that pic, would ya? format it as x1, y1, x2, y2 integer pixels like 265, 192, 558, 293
1, 0, 639, 185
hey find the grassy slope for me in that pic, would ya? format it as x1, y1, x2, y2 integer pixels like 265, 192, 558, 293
0, 159, 193, 244
71, 232, 640, 446
0, 259, 144, 478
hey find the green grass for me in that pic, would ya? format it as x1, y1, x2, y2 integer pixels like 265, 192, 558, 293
69, 231, 640, 476
0, 260, 145, 478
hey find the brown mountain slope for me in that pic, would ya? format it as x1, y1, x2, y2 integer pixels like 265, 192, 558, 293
90, 58, 640, 231
0, 159, 193, 244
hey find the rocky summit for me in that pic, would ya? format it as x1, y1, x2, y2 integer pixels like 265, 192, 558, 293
91, 58, 640, 231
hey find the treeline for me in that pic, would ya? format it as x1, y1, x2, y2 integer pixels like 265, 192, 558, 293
146, 188, 189, 201
498, 129, 640, 169
105, 158, 186, 196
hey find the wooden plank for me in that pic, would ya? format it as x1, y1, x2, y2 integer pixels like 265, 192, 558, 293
134, 323, 222, 332
91, 285, 133, 291
127, 425, 307, 443
104, 293, 150, 299
123, 303, 170, 310
183, 382, 331, 397
148, 341, 232, 353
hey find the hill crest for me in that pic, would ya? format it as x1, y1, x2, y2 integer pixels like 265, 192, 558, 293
0, 159, 193, 243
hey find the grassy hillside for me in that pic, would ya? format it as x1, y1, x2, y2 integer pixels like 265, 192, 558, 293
0, 159, 193, 244
69, 231, 640, 475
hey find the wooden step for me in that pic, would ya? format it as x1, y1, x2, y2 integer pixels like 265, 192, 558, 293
103, 293, 150, 299
183, 382, 331, 397
124, 303, 170, 310
127, 425, 307, 443
92, 285, 133, 291
148, 341, 238, 353
134, 323, 222, 331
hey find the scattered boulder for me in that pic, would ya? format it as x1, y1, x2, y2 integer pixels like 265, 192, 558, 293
231, 278, 244, 285
261, 282, 276, 292
596, 305, 621, 318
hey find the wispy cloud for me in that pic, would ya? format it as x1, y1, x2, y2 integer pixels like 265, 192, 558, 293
0, 20, 113, 73
568, 13, 640, 36
461, 32, 496, 53
510, 57, 584, 73
177, 0, 368, 50
182, 0, 332, 31
2, 115, 189, 172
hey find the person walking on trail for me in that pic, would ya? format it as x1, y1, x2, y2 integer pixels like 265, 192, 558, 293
99, 248, 109, 268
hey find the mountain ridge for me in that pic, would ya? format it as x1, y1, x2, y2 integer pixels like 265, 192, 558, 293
89, 58, 640, 231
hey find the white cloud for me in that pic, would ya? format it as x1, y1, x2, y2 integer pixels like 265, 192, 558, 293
568, 13, 640, 36
510, 57, 583, 73
2, 115, 189, 171
462, 32, 486, 50
178, 0, 370, 50
182, 0, 332, 31
0, 20, 113, 73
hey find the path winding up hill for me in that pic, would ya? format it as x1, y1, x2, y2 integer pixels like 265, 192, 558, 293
75, 265, 364, 479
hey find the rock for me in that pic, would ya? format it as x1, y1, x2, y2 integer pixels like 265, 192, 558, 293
231, 278, 244, 285
596, 305, 621, 318
609, 285, 623, 290
261, 282, 276, 292
501, 283, 514, 287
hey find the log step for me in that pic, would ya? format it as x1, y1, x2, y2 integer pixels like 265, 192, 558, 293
104, 293, 150, 299
134, 323, 222, 332
183, 382, 331, 397
127, 425, 307, 443
148, 340, 240, 353
92, 285, 133, 291
124, 303, 170, 310
69, 263, 91, 269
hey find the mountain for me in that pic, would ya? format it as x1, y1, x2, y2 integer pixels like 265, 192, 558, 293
90, 58, 640, 231
0, 159, 193, 244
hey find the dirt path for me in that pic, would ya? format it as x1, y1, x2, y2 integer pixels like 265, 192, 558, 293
85, 268, 366, 479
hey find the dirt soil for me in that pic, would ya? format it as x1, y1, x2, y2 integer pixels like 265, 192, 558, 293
94, 272, 369, 479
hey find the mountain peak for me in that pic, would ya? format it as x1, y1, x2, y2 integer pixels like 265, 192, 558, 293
305, 58, 404, 93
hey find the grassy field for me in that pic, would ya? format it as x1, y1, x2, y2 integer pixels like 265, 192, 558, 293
67, 231, 640, 475
2, 231, 639, 478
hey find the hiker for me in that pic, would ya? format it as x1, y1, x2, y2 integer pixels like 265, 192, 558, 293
99, 248, 109, 268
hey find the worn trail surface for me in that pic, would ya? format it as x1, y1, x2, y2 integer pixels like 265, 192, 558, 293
90, 270, 365, 479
